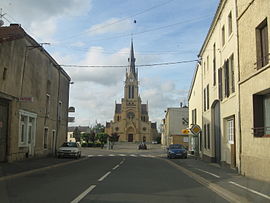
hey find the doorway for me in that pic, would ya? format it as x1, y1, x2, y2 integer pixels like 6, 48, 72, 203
128, 134, 133, 142
0, 99, 9, 162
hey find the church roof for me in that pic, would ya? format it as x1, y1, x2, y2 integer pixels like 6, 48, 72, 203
115, 104, 122, 113
128, 40, 137, 79
141, 104, 148, 114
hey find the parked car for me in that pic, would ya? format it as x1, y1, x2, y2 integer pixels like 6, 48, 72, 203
57, 142, 81, 159
138, 143, 147, 150
167, 144, 187, 159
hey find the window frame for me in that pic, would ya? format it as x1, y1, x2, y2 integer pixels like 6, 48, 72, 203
256, 18, 269, 69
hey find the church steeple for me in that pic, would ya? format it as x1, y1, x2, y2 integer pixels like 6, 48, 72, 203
128, 39, 137, 78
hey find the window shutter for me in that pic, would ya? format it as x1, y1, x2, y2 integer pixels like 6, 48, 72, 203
253, 94, 264, 137
218, 68, 223, 100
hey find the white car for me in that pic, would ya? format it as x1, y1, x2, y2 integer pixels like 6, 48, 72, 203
57, 142, 81, 159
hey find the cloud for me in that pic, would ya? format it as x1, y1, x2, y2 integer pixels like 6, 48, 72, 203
87, 18, 134, 36
2, 0, 92, 41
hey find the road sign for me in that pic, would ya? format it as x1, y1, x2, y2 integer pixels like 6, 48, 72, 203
190, 124, 201, 136
182, 129, 190, 134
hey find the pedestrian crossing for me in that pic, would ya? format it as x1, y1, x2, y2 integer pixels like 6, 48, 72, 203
87, 154, 165, 158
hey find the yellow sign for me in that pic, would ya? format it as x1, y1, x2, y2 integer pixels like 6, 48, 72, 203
182, 129, 190, 134
190, 124, 202, 135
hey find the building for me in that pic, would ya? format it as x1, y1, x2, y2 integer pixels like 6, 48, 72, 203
162, 107, 189, 148
236, 0, 270, 181
0, 24, 70, 162
105, 41, 158, 143
190, 0, 240, 168
188, 64, 203, 156
67, 126, 91, 142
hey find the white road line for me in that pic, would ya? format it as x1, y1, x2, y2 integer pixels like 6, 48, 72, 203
109, 154, 115, 156
112, 165, 120, 170
118, 154, 126, 157
87, 155, 94, 157
130, 154, 137, 157
97, 155, 103, 157
196, 168, 221, 178
98, 172, 111, 182
229, 181, 270, 200
140, 155, 148, 157
70, 185, 96, 203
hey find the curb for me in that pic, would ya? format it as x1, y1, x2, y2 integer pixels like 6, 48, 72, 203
0, 157, 88, 182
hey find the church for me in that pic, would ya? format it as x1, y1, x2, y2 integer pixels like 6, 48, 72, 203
105, 41, 158, 142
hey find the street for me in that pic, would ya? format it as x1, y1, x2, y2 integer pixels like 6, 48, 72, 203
1, 144, 269, 203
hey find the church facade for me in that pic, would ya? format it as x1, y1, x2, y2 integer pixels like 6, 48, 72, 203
105, 41, 158, 142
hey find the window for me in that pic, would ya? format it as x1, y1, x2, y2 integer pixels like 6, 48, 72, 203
192, 109, 197, 124
127, 112, 135, 120
45, 94, 50, 118
218, 68, 223, 100
19, 110, 37, 147
203, 88, 206, 111
256, 18, 269, 69
117, 115, 120, 121
222, 25, 225, 46
229, 54, 235, 93
213, 43, 216, 86
58, 101, 62, 121
204, 61, 206, 76
44, 128, 48, 149
204, 85, 209, 111
228, 12, 232, 36
253, 93, 270, 137
224, 60, 230, 97
206, 85, 209, 110
128, 86, 135, 99
227, 117, 235, 144
3, 68, 7, 80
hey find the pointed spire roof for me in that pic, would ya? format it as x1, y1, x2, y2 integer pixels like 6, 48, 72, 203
128, 39, 136, 78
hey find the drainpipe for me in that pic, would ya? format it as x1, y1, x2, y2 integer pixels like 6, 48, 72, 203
235, 0, 242, 174
55, 66, 60, 156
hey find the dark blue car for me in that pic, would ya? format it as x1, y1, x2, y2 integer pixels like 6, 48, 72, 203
167, 144, 187, 159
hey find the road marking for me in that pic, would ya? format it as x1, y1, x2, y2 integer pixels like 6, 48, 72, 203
130, 154, 137, 157
97, 155, 103, 157
118, 154, 126, 157
87, 155, 94, 157
70, 185, 96, 203
196, 168, 221, 178
109, 154, 115, 156
112, 165, 120, 170
140, 155, 148, 157
98, 171, 111, 182
229, 181, 270, 200
162, 158, 250, 203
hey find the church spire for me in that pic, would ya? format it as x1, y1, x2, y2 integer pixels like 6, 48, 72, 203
128, 39, 136, 78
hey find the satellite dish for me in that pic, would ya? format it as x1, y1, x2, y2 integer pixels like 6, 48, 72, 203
0, 19, 4, 27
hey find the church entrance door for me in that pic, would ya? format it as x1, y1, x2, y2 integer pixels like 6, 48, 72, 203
128, 134, 133, 142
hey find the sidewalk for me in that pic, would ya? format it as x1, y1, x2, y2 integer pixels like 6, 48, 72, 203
0, 156, 79, 179
169, 156, 270, 202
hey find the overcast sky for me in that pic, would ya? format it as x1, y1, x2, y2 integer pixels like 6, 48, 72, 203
1, 0, 219, 127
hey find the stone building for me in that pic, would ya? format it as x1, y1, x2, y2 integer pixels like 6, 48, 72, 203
105, 41, 157, 142
237, 0, 270, 182
0, 24, 70, 162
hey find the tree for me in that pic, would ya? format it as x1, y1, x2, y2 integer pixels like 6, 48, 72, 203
73, 127, 81, 142
97, 133, 108, 144
89, 131, 97, 143
108, 133, 119, 149
81, 133, 91, 143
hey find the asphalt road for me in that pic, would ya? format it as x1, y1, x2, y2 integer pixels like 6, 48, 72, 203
1, 156, 228, 203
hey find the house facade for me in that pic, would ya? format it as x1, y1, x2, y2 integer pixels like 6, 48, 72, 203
162, 107, 189, 148
0, 24, 70, 162
105, 41, 158, 143
237, 0, 270, 181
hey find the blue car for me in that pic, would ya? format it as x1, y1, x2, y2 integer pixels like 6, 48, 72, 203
167, 144, 187, 159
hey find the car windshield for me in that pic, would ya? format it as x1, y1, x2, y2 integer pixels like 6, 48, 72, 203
169, 144, 185, 149
61, 142, 77, 147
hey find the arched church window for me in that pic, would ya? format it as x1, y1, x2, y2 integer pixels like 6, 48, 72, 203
127, 112, 135, 120
143, 127, 147, 131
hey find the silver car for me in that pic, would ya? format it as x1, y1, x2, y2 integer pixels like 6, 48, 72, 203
57, 142, 81, 159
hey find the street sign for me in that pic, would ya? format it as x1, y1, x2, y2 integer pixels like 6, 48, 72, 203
190, 124, 201, 136
182, 129, 190, 134
19, 97, 33, 102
